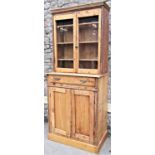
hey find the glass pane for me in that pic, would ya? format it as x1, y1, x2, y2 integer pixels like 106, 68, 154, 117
78, 16, 98, 69
56, 19, 73, 68
79, 61, 98, 69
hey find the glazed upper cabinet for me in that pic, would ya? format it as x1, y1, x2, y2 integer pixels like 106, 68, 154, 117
53, 7, 108, 74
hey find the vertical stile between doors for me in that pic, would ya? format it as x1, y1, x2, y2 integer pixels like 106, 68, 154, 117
74, 13, 78, 73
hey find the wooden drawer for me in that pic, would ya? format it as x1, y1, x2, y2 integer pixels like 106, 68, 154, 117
48, 75, 96, 87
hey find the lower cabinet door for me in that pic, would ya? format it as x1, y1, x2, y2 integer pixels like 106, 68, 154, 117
48, 87, 71, 137
72, 90, 95, 144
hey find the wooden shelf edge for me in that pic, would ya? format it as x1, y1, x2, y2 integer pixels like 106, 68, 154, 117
58, 59, 73, 61
79, 41, 98, 44
79, 21, 98, 26
79, 59, 98, 61
57, 42, 73, 45
57, 41, 98, 44
46, 72, 108, 78
57, 24, 73, 28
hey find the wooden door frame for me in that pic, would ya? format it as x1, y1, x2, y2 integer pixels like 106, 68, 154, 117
76, 8, 102, 74
71, 89, 95, 144
53, 14, 76, 73
49, 87, 71, 137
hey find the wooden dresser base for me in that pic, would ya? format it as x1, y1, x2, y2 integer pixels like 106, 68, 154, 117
48, 130, 108, 153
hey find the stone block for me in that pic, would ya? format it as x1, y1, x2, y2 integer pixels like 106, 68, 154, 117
44, 2, 51, 9
44, 37, 49, 45
45, 49, 51, 53
107, 112, 111, 135
44, 44, 50, 49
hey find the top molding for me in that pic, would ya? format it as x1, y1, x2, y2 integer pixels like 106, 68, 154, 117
51, 1, 110, 14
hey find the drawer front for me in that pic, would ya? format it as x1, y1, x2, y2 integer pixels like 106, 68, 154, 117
48, 83, 97, 91
48, 75, 96, 87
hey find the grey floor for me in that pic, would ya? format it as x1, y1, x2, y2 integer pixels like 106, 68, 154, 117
44, 123, 111, 155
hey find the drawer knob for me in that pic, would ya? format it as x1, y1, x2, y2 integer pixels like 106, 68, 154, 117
53, 77, 61, 81
80, 80, 87, 83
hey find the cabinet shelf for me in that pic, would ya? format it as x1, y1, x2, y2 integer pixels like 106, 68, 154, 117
79, 41, 98, 44
79, 59, 98, 61
57, 24, 73, 28
58, 59, 73, 61
79, 21, 98, 26
57, 42, 73, 45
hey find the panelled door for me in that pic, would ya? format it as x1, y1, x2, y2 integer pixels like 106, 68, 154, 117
48, 87, 71, 137
53, 14, 76, 73
72, 90, 95, 144
76, 9, 101, 74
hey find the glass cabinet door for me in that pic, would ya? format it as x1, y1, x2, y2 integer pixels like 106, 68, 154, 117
54, 14, 75, 72
77, 9, 101, 74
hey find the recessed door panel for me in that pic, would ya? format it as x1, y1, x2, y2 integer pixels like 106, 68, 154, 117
75, 95, 90, 136
49, 87, 71, 137
72, 90, 95, 144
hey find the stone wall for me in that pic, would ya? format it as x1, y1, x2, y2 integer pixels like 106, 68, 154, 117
44, 0, 111, 134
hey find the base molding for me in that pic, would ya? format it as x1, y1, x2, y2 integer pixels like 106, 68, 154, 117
48, 130, 108, 153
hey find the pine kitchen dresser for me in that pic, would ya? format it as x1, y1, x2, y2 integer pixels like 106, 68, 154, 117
47, 1, 110, 153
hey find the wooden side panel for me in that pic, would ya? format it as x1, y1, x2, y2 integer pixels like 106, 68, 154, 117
48, 87, 52, 133
49, 87, 71, 137
72, 90, 94, 144
100, 7, 109, 73
95, 75, 108, 144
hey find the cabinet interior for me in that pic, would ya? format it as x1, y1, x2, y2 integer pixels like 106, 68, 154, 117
56, 19, 74, 68
79, 16, 98, 69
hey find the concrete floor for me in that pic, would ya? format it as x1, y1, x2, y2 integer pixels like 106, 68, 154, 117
44, 123, 111, 155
